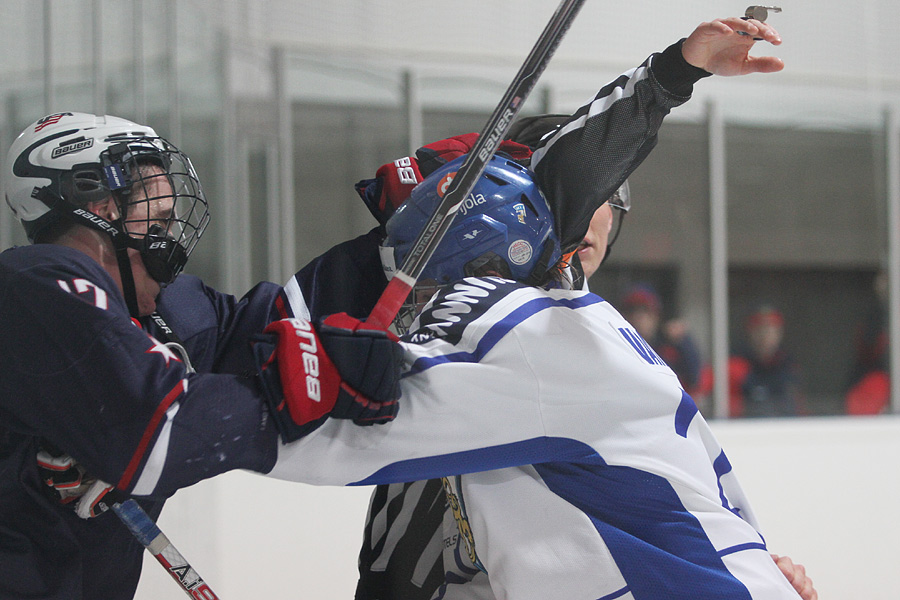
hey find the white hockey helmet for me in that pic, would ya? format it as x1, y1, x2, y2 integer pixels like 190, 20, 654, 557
4, 112, 209, 285
6, 112, 156, 239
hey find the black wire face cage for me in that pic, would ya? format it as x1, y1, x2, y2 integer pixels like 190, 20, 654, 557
392, 253, 511, 335
395, 281, 443, 335
102, 137, 210, 283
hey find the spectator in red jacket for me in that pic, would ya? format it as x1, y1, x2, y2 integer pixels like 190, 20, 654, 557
845, 270, 890, 414
729, 304, 804, 417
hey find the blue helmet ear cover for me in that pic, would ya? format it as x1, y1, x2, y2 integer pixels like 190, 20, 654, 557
383, 153, 561, 286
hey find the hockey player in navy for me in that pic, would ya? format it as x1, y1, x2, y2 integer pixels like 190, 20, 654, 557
0, 113, 402, 599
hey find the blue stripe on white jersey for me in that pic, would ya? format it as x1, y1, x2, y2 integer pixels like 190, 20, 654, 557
351, 437, 601, 487
406, 278, 604, 376
535, 457, 758, 600
268, 279, 796, 597
675, 390, 699, 437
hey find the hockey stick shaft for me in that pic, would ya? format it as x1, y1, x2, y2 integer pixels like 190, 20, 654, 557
366, 0, 586, 329
111, 499, 221, 599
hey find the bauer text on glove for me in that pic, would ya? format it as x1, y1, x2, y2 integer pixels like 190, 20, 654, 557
252, 314, 402, 442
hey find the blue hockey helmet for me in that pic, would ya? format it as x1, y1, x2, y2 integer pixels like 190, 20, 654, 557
380, 153, 561, 330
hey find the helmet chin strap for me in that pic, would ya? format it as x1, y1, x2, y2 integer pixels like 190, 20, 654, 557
523, 242, 562, 287
111, 223, 142, 318
32, 186, 144, 318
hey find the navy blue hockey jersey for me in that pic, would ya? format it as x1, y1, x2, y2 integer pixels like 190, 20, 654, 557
0, 243, 282, 599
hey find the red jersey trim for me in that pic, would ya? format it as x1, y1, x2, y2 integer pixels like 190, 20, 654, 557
117, 380, 187, 491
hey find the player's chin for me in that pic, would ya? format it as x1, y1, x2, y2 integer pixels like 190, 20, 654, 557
138, 300, 158, 317
578, 245, 603, 276
137, 282, 162, 316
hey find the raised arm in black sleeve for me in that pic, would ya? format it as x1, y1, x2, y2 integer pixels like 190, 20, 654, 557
531, 40, 710, 253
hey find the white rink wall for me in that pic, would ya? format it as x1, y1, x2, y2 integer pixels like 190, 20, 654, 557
135, 416, 900, 600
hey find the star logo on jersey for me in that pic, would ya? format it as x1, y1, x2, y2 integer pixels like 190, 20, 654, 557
145, 335, 182, 367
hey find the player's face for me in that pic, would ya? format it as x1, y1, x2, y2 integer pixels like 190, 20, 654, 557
392, 279, 442, 335
576, 203, 614, 279
125, 164, 176, 315
124, 164, 176, 238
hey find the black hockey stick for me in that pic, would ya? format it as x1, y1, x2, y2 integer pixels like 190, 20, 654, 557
367, 0, 586, 329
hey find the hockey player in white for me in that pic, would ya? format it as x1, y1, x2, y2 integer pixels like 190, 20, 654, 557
266, 149, 810, 599
339, 15, 812, 600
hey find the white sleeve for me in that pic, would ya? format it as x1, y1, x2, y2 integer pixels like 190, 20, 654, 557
266, 282, 698, 495
266, 324, 550, 485
436, 572, 495, 600
266, 286, 610, 486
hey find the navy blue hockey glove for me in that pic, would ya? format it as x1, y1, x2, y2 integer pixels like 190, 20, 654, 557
252, 313, 403, 443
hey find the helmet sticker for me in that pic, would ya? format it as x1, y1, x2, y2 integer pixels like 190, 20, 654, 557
508, 239, 533, 265
436, 172, 456, 198
34, 112, 74, 132
104, 164, 128, 190
513, 202, 527, 224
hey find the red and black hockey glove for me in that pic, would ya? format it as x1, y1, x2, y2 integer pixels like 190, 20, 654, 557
252, 314, 403, 443
415, 133, 533, 176
37, 445, 124, 518
355, 134, 534, 226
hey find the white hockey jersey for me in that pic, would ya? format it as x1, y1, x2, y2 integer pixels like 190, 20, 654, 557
269, 277, 800, 599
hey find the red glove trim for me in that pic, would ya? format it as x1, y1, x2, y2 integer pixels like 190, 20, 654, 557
419, 133, 534, 165
265, 318, 341, 427
321, 312, 399, 342
361, 133, 535, 225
